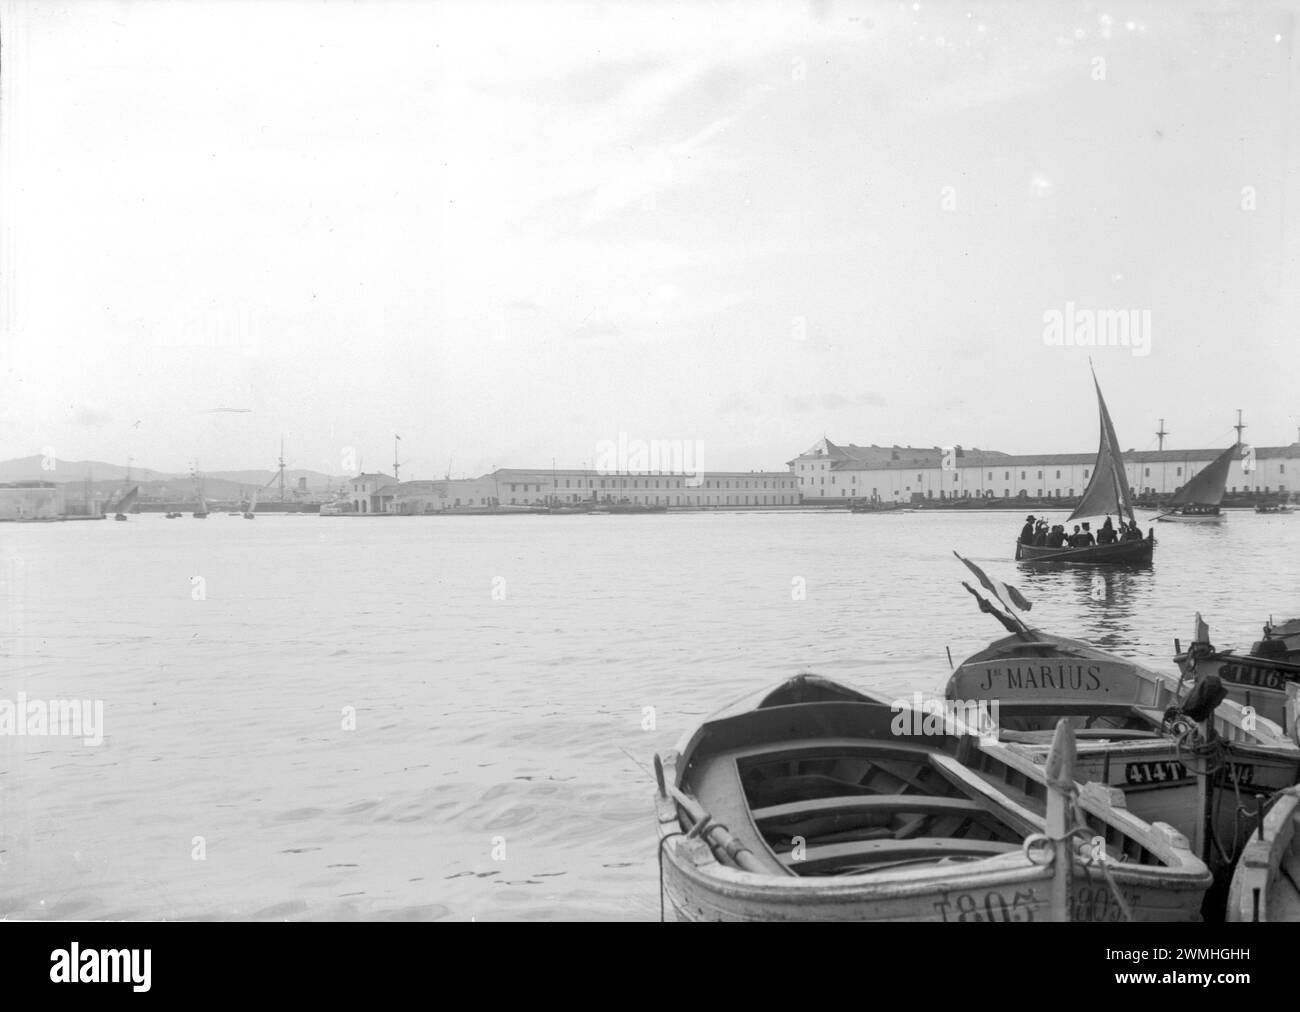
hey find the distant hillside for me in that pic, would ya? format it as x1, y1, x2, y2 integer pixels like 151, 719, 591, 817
0, 456, 170, 483
0, 456, 344, 491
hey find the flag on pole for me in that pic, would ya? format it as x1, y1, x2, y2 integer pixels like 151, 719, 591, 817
953, 551, 1032, 612
961, 583, 1023, 636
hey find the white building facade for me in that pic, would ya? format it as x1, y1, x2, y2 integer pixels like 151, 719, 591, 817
791, 438, 1298, 504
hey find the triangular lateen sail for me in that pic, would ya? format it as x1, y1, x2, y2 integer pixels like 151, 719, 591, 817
1166, 443, 1238, 508
1068, 373, 1135, 524
113, 486, 140, 513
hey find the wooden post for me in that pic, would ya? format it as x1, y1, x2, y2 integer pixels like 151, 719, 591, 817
1045, 718, 1077, 922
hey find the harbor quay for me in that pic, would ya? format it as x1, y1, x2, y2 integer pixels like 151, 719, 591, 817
8, 435, 1298, 521
343, 468, 800, 514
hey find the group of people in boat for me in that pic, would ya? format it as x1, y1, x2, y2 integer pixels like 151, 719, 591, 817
1019, 514, 1146, 549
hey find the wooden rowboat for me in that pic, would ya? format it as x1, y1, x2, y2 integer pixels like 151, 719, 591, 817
654, 674, 1212, 921
948, 629, 1300, 877
1225, 787, 1300, 921
1015, 538, 1153, 564
1173, 614, 1300, 728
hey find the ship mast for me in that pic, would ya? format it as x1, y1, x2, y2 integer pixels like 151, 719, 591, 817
1155, 419, 1168, 451
278, 435, 287, 502
1233, 409, 1246, 446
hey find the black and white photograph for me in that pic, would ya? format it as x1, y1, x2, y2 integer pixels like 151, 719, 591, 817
1, 0, 1298, 983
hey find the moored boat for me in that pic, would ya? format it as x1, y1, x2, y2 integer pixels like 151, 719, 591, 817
948, 629, 1299, 874
607, 501, 667, 514
947, 555, 1300, 881
1174, 614, 1300, 728
849, 499, 909, 513
1225, 786, 1300, 921
654, 674, 1213, 921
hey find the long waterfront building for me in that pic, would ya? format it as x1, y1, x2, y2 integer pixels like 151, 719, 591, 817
334, 437, 1298, 514
790, 438, 1299, 504
363, 468, 799, 513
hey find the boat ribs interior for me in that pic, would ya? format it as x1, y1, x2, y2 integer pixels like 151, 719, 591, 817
682, 676, 1165, 879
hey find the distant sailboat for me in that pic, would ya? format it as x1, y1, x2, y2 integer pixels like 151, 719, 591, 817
112, 486, 140, 522
193, 469, 209, 519
243, 488, 259, 519
1014, 370, 1154, 564
1157, 444, 1237, 523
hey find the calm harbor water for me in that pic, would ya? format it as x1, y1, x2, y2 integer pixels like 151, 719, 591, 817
2, 510, 1297, 921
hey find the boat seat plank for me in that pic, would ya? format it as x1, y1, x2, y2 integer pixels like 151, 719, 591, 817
781, 838, 1018, 873
689, 753, 791, 876
753, 794, 983, 826
704, 737, 940, 766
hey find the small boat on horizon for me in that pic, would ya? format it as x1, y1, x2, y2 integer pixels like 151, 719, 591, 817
1155, 443, 1237, 523
109, 486, 140, 522
849, 499, 909, 513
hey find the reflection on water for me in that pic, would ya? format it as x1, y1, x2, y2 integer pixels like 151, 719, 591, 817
0, 510, 1295, 920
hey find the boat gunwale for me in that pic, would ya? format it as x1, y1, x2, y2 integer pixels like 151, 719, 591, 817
656, 697, 1212, 897
950, 632, 1297, 750
1225, 787, 1300, 922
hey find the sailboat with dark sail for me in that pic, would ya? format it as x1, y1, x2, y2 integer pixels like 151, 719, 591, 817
192, 466, 210, 519
1014, 371, 1154, 564
111, 486, 140, 522
1156, 443, 1236, 523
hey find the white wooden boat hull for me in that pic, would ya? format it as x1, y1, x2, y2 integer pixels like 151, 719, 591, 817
1173, 650, 1300, 728
948, 630, 1300, 872
1226, 787, 1300, 921
656, 679, 1212, 922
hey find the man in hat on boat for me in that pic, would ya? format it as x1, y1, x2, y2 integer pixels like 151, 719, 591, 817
1097, 516, 1116, 545
1079, 522, 1096, 547
1020, 515, 1036, 545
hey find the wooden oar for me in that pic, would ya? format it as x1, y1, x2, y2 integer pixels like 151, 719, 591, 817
1044, 719, 1077, 923
654, 754, 770, 875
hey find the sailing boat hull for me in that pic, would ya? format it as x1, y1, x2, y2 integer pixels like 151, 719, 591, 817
1014, 539, 1153, 564
1157, 511, 1224, 523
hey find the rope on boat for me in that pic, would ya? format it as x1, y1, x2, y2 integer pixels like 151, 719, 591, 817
1033, 770, 1135, 922
655, 832, 686, 920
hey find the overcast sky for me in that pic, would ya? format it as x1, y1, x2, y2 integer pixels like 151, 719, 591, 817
1, 0, 1296, 478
